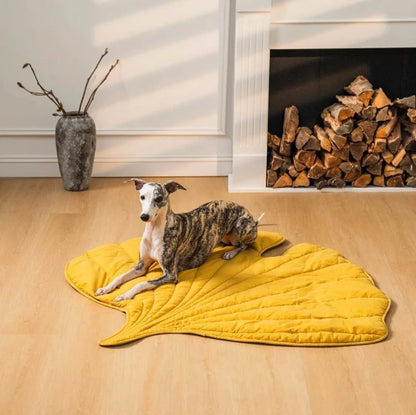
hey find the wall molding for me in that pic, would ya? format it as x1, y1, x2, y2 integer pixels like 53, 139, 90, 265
271, 18, 416, 24
0, 128, 227, 137
0, 154, 232, 177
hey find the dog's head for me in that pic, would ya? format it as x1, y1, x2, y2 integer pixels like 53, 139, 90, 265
128, 179, 186, 222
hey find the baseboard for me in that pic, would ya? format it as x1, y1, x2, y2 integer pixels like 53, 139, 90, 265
0, 155, 232, 177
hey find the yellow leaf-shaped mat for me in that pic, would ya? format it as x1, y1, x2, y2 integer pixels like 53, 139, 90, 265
65, 231, 391, 347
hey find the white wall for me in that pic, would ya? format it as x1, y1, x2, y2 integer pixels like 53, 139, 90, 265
270, 0, 416, 49
0, 0, 232, 176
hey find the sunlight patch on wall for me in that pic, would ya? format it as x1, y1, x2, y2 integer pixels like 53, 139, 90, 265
93, 1, 219, 46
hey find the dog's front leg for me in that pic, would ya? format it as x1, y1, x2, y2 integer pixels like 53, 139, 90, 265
95, 258, 154, 296
114, 269, 178, 302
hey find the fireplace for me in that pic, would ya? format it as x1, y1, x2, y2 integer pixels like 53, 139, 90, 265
266, 48, 416, 189
228, 0, 416, 192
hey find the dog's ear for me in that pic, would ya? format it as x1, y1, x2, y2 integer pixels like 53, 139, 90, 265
164, 181, 187, 194
125, 178, 146, 191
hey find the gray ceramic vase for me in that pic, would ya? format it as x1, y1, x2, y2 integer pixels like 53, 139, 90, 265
55, 112, 96, 191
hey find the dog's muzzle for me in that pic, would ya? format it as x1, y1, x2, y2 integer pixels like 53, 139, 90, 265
140, 213, 150, 222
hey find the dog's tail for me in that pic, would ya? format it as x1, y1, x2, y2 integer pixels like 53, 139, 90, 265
256, 212, 265, 225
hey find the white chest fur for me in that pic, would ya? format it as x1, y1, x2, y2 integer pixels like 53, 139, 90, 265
140, 207, 168, 263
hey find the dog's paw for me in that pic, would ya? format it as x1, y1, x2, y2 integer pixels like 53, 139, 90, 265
95, 287, 110, 296
114, 294, 128, 302
222, 251, 236, 260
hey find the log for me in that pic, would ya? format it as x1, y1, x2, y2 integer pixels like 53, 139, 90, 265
270, 154, 290, 171
314, 125, 332, 152
393, 95, 416, 109
350, 127, 364, 142
392, 147, 406, 167
403, 131, 416, 152
295, 150, 316, 169
400, 156, 416, 176
295, 127, 312, 150
326, 166, 342, 179
376, 106, 394, 122
406, 176, 416, 187
362, 153, 380, 167
352, 174, 372, 187
315, 178, 328, 190
308, 158, 327, 179
373, 138, 387, 153
279, 139, 292, 157
372, 88, 392, 108
323, 113, 354, 135
358, 120, 378, 142
273, 173, 293, 188
341, 162, 361, 182
373, 176, 385, 187
327, 177, 346, 188
332, 144, 349, 161
375, 116, 398, 138
361, 106, 377, 120
293, 157, 306, 172
293, 171, 310, 187
366, 159, 383, 176
407, 108, 416, 123
325, 127, 347, 149
266, 170, 277, 187
384, 164, 404, 177
401, 118, 416, 138
386, 175, 404, 187
282, 106, 299, 143
323, 151, 342, 168
327, 103, 355, 122
358, 91, 374, 107
411, 153, 416, 165
336, 95, 363, 113
344, 75, 373, 96
267, 133, 281, 151
350, 141, 367, 161
288, 165, 299, 179
303, 135, 321, 151
381, 150, 394, 164
387, 122, 402, 154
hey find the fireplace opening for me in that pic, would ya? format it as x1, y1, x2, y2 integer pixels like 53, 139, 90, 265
267, 48, 416, 189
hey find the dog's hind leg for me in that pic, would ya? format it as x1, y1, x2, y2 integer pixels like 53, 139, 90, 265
222, 244, 249, 260
95, 258, 154, 296
222, 214, 259, 260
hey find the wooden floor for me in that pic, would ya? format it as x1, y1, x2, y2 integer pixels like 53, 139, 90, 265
1, 177, 416, 415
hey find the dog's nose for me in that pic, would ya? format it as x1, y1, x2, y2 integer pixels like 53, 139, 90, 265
140, 213, 150, 222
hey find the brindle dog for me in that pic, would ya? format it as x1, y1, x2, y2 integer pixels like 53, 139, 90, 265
95, 180, 263, 301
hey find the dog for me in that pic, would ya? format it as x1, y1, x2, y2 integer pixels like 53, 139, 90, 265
95, 179, 264, 301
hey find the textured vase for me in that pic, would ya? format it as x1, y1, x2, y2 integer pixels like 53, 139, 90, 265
55, 112, 96, 191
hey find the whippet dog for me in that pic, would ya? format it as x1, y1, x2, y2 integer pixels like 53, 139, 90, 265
95, 180, 264, 301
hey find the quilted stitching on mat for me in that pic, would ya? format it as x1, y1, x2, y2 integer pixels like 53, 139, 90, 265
65, 231, 391, 347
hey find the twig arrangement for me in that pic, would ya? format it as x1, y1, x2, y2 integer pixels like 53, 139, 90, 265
17, 48, 119, 116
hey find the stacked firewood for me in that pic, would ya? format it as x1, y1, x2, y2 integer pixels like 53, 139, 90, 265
267, 75, 416, 189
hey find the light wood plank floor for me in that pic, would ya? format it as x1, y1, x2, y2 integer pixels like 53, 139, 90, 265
1, 177, 415, 415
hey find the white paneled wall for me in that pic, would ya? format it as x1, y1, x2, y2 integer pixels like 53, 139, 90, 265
0, 0, 232, 176
2, 0, 416, 179
270, 0, 416, 49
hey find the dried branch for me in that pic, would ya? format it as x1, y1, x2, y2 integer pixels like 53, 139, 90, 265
18, 63, 67, 115
78, 48, 109, 114
83, 58, 119, 113
24, 63, 63, 110
18, 48, 118, 117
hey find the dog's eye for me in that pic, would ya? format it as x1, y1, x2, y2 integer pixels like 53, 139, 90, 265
155, 196, 163, 203
140, 195, 145, 200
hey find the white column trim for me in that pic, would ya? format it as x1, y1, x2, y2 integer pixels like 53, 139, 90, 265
229, 1, 271, 191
